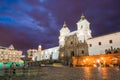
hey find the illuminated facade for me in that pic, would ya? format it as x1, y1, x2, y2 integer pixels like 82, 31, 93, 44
59, 15, 92, 47
27, 45, 42, 61
31, 45, 59, 61
0, 45, 23, 62
27, 49, 38, 59
31, 14, 120, 62
87, 32, 120, 55
59, 15, 92, 59
40, 46, 59, 60
59, 14, 120, 60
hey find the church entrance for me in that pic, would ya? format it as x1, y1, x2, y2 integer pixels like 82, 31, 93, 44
71, 51, 74, 57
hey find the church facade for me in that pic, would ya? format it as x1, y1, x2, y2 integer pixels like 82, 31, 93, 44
59, 33, 89, 59
59, 15, 92, 60
32, 14, 120, 62
59, 14, 120, 62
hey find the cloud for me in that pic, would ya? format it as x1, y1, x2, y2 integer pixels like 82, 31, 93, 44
39, 0, 47, 3
0, 0, 120, 51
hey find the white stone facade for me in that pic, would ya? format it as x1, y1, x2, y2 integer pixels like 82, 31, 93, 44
31, 14, 120, 61
59, 15, 92, 47
59, 22, 70, 47
87, 32, 120, 55
32, 46, 59, 61
76, 15, 92, 42
41, 46, 59, 60
59, 14, 120, 56
32, 52, 41, 61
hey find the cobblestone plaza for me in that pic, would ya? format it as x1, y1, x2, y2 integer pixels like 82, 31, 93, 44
0, 66, 120, 80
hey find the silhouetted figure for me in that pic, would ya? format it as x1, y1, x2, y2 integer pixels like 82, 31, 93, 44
13, 68, 16, 75
11, 63, 16, 75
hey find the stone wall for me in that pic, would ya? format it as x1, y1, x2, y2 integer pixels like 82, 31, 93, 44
59, 34, 89, 64
72, 53, 120, 67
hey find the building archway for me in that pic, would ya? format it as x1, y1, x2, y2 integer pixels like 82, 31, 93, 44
71, 51, 74, 57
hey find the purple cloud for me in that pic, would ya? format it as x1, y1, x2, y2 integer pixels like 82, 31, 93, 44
0, 0, 120, 53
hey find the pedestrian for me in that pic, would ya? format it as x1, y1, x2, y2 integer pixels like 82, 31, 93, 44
13, 68, 16, 75
11, 63, 16, 75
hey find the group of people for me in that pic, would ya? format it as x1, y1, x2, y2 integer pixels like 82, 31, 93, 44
105, 47, 120, 54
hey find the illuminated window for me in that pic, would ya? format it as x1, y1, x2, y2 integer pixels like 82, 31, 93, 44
109, 40, 112, 44
99, 42, 101, 45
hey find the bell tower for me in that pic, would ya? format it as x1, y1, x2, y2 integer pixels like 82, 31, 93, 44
38, 45, 42, 52
76, 14, 92, 42
59, 22, 70, 47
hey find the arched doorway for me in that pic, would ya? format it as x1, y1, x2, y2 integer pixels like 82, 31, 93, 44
71, 51, 74, 57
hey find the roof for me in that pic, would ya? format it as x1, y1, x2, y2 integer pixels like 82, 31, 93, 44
88, 31, 120, 40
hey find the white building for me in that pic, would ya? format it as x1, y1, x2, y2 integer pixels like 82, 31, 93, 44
28, 45, 41, 61
31, 45, 59, 61
59, 15, 92, 47
87, 32, 120, 55
41, 46, 59, 60
31, 14, 120, 61
59, 14, 120, 57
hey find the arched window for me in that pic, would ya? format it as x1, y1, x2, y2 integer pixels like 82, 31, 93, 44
82, 50, 84, 54
71, 51, 74, 57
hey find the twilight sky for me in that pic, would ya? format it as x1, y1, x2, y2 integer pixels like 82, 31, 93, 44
0, 0, 120, 52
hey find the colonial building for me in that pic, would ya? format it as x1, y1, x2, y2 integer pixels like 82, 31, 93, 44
31, 45, 59, 61
59, 15, 92, 60
27, 49, 38, 59
0, 45, 23, 62
40, 46, 59, 60
59, 14, 120, 62
27, 45, 42, 61
31, 14, 120, 62
87, 32, 120, 55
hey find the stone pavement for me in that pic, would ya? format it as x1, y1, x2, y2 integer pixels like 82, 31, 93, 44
39, 66, 120, 80
0, 66, 120, 80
